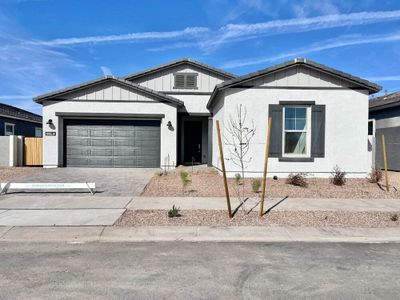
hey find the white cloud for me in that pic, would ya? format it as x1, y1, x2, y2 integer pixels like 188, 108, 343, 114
30, 27, 209, 47
221, 32, 400, 68
202, 10, 400, 50
100, 66, 112, 76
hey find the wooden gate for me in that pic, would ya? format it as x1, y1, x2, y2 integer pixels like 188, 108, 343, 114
24, 138, 43, 166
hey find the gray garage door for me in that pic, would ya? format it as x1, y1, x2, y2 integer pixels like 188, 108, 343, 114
65, 119, 160, 167
376, 127, 400, 171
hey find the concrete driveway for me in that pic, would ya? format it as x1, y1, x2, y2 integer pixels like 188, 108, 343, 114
0, 168, 156, 226
3, 168, 156, 197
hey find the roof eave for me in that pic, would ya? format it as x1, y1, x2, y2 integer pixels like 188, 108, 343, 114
33, 77, 184, 107
123, 58, 237, 81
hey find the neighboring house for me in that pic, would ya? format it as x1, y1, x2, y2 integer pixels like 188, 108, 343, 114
34, 58, 381, 177
369, 92, 400, 171
0, 103, 42, 137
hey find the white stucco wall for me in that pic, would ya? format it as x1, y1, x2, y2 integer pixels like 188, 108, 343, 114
212, 87, 371, 178
169, 94, 211, 114
42, 100, 177, 168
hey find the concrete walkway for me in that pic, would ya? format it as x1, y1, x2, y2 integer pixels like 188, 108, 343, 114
0, 225, 399, 243
129, 197, 400, 212
0, 195, 132, 226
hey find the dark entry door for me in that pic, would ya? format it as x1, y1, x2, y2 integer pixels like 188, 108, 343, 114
184, 121, 202, 164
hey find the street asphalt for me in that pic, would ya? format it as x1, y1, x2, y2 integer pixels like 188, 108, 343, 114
0, 242, 399, 299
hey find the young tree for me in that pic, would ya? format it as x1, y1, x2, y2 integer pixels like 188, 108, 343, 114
224, 104, 256, 212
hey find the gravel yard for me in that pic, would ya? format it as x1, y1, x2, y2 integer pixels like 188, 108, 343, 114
116, 209, 400, 227
0, 167, 43, 182
142, 167, 400, 199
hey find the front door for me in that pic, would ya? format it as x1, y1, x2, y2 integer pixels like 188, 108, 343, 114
183, 121, 202, 164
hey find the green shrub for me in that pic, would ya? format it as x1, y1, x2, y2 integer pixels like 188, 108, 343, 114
168, 205, 182, 218
331, 165, 346, 186
251, 179, 261, 193
390, 214, 399, 222
234, 173, 242, 185
286, 173, 308, 188
179, 171, 192, 191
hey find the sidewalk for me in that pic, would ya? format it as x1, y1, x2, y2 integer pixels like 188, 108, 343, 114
0, 225, 399, 243
129, 197, 400, 212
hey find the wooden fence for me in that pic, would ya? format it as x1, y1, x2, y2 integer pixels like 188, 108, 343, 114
24, 138, 43, 166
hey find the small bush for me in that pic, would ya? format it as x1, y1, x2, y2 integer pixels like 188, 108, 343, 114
168, 205, 182, 218
368, 167, 383, 183
390, 214, 399, 222
179, 171, 192, 191
331, 165, 346, 186
286, 173, 308, 187
251, 179, 261, 193
234, 173, 242, 185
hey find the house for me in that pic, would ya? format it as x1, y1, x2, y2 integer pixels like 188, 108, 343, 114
0, 103, 42, 137
34, 58, 381, 177
369, 92, 400, 171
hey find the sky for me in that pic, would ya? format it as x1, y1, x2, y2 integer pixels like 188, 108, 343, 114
1, 0, 400, 115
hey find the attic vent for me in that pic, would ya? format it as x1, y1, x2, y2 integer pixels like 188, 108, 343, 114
174, 73, 198, 89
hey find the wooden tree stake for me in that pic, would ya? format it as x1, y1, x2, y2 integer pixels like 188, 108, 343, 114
260, 117, 272, 216
381, 134, 389, 192
216, 120, 232, 218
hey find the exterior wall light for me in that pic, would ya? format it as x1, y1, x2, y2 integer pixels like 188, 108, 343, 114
46, 119, 53, 125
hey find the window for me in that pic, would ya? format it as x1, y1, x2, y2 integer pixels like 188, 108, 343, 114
4, 123, 14, 136
174, 73, 198, 89
35, 127, 43, 137
283, 107, 311, 156
368, 119, 375, 136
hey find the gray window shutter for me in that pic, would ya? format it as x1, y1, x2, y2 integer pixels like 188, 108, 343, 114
185, 74, 197, 89
268, 104, 283, 157
174, 74, 185, 88
311, 105, 326, 158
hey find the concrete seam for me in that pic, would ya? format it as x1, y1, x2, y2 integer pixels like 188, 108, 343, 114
124, 197, 134, 209
0, 226, 14, 239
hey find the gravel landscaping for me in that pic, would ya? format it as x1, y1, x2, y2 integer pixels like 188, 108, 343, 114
116, 209, 400, 228
0, 167, 43, 182
142, 167, 400, 199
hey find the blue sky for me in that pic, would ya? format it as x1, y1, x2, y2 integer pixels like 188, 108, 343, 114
1, 0, 400, 114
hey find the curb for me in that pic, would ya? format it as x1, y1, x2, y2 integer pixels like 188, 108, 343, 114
1, 225, 400, 243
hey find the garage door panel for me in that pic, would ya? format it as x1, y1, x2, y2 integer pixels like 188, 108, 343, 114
65, 120, 160, 168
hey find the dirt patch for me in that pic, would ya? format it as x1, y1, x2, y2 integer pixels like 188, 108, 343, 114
142, 167, 400, 199
0, 167, 43, 182
116, 209, 400, 228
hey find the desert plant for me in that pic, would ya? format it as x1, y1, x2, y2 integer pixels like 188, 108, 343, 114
234, 173, 242, 185
179, 171, 192, 192
224, 105, 256, 212
390, 214, 399, 222
368, 167, 383, 183
331, 165, 346, 186
286, 173, 308, 188
168, 205, 182, 218
251, 179, 261, 193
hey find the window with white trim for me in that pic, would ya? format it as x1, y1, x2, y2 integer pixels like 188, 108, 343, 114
4, 123, 15, 136
35, 127, 43, 137
283, 107, 311, 157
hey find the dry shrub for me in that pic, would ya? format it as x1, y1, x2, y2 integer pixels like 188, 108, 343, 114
286, 173, 308, 187
331, 165, 346, 186
368, 167, 383, 183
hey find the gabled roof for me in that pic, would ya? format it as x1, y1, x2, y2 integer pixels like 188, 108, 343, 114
123, 58, 237, 81
369, 91, 400, 111
0, 103, 42, 123
207, 58, 382, 109
33, 76, 184, 106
